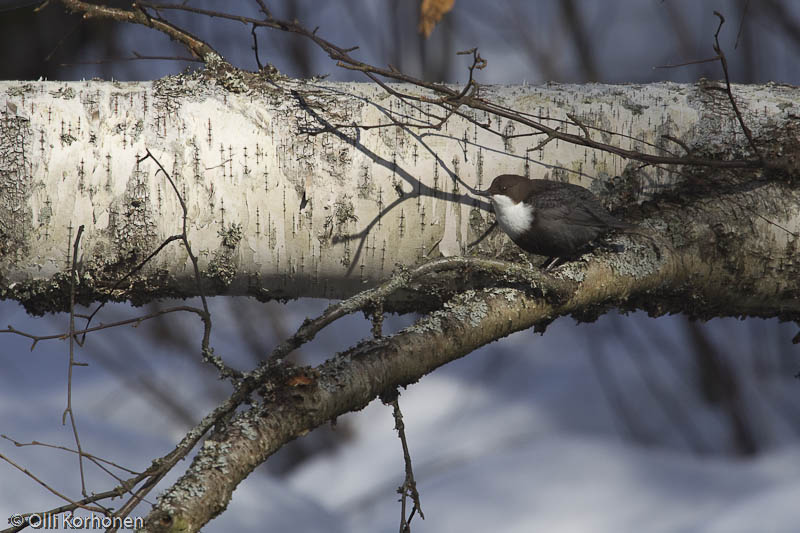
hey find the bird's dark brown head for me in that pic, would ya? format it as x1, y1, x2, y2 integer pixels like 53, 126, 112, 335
476, 174, 533, 204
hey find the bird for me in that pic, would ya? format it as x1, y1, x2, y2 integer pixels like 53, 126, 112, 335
475, 174, 636, 269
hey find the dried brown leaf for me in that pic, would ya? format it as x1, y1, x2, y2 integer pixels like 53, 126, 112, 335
287, 374, 313, 387
418, 0, 455, 38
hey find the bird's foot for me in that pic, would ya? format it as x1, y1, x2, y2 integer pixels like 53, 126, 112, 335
594, 238, 625, 254
540, 256, 566, 271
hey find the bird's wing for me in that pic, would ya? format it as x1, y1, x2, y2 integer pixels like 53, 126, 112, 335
528, 183, 632, 229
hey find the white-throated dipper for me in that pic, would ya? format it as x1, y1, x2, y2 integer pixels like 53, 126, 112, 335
475, 174, 635, 268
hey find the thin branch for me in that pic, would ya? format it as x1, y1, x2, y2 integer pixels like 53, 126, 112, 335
654, 56, 721, 69
566, 112, 591, 139
662, 134, 692, 156
265, 256, 557, 362
0, 435, 141, 476
0, 452, 108, 517
734, 0, 750, 49
383, 392, 424, 532
2, 305, 206, 350
138, 149, 242, 380
1, 467, 163, 533
43, 18, 82, 63
57, 0, 221, 61
711, 11, 764, 164
59, 53, 202, 67
466, 221, 497, 249
63, 224, 88, 497
251, 24, 263, 70
78, 234, 183, 345
0, 435, 151, 508
253, 0, 272, 19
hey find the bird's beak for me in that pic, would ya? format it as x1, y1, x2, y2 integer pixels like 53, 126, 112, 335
473, 188, 492, 198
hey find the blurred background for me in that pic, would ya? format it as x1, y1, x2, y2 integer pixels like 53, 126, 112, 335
1, 1, 799, 532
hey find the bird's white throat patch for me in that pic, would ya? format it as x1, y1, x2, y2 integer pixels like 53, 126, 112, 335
491, 195, 534, 240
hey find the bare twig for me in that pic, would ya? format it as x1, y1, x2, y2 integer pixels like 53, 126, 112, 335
63, 224, 88, 497
253, 0, 272, 19
265, 256, 555, 362
138, 149, 242, 380
43, 19, 82, 63
77, 234, 184, 345
2, 305, 207, 350
1, 436, 150, 508
59, 53, 202, 67
383, 392, 424, 532
654, 56, 721, 69
1, 435, 141, 476
0, 452, 108, 518
58, 0, 221, 62
734, 0, 751, 49
466, 221, 497, 250
711, 11, 764, 163
567, 112, 591, 139
661, 134, 692, 156
656, 11, 764, 166
251, 24, 263, 70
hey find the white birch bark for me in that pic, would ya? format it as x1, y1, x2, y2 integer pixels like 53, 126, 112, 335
1, 76, 799, 310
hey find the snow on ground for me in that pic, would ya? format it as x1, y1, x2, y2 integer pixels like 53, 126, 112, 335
283, 322, 800, 533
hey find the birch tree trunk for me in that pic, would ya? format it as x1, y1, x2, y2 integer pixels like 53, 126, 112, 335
3, 76, 798, 315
